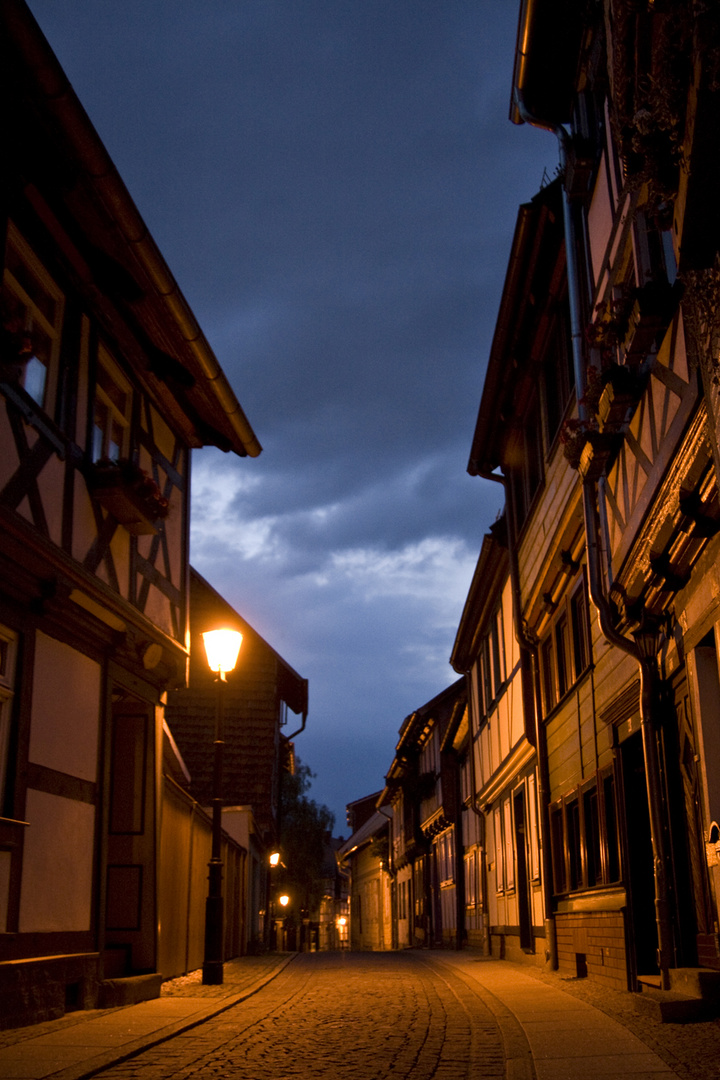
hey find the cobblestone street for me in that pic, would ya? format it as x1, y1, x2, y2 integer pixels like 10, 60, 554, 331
95, 953, 506, 1080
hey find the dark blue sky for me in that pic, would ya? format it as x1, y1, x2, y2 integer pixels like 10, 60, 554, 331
27, 0, 557, 833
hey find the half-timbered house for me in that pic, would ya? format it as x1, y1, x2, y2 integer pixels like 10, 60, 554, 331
0, 0, 260, 1026
462, 0, 720, 1006
382, 680, 466, 950
451, 527, 546, 963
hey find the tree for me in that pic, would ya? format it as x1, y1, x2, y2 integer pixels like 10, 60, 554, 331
279, 759, 335, 915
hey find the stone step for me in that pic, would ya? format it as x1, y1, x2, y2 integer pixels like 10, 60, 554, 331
634, 988, 715, 1023
635, 968, 720, 1023
98, 973, 163, 1007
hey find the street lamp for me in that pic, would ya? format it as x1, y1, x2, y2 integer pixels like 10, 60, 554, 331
201, 628, 243, 985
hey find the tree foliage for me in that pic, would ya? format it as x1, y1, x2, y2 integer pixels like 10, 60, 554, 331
279, 759, 335, 914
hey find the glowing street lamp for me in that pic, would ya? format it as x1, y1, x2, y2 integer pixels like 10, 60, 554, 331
203, 629, 243, 678
269, 851, 281, 868
201, 628, 243, 986
279, 894, 290, 908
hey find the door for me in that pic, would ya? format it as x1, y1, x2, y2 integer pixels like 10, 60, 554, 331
513, 788, 533, 952
663, 672, 710, 966
620, 731, 658, 980
104, 695, 157, 975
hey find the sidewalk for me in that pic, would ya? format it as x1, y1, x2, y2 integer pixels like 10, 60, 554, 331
429, 953, 687, 1080
0, 954, 296, 1080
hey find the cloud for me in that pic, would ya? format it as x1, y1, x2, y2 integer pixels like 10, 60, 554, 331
28, 0, 555, 828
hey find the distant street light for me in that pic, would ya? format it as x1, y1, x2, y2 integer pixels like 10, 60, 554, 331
269, 851, 281, 867
201, 628, 243, 985
279, 894, 290, 908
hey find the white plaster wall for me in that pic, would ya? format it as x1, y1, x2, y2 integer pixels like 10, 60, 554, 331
30, 633, 100, 781
19, 789, 95, 932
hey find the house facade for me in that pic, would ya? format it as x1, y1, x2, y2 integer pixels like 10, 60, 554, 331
0, 1, 260, 1026
337, 804, 392, 952
451, 529, 546, 963
382, 681, 466, 950
457, 0, 720, 996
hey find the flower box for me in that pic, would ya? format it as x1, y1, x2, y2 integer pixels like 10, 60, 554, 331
86, 459, 169, 535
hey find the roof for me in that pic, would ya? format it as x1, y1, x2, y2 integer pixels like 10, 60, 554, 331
467, 179, 565, 477
337, 809, 389, 860
383, 678, 466, 791
2, 0, 261, 459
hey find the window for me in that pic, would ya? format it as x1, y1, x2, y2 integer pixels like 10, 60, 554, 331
527, 773, 540, 882
541, 575, 592, 715
0, 626, 17, 815
510, 396, 544, 530
541, 635, 556, 713
503, 798, 515, 891
550, 805, 566, 893
555, 614, 571, 699
571, 582, 591, 677
544, 302, 575, 444
493, 806, 504, 893
1, 224, 64, 412
478, 608, 506, 717
567, 797, 582, 891
584, 786, 602, 887
436, 828, 455, 885
92, 346, 132, 462
549, 770, 621, 896
465, 851, 477, 908
602, 772, 621, 883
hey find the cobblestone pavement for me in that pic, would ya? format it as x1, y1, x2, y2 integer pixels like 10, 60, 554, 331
95, 953, 507, 1080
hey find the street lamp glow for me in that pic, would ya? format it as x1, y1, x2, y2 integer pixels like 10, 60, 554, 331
337, 916, 347, 926
279, 894, 290, 907
203, 629, 243, 677
269, 851, 280, 867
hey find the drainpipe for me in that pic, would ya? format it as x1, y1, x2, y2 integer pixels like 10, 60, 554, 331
477, 469, 557, 968
512, 89, 673, 989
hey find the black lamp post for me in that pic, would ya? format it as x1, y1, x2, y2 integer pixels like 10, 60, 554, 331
201, 628, 243, 985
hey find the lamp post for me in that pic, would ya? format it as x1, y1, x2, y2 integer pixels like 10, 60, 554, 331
201, 628, 243, 985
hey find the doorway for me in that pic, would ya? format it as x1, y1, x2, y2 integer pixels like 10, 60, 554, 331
620, 731, 658, 979
103, 695, 157, 976
513, 788, 533, 952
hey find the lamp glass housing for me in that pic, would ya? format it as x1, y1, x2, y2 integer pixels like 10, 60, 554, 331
203, 629, 243, 674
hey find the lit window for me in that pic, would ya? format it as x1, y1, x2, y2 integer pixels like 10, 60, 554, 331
1, 224, 64, 411
92, 346, 132, 461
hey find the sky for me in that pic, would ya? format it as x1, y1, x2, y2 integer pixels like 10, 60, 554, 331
27, 0, 557, 834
